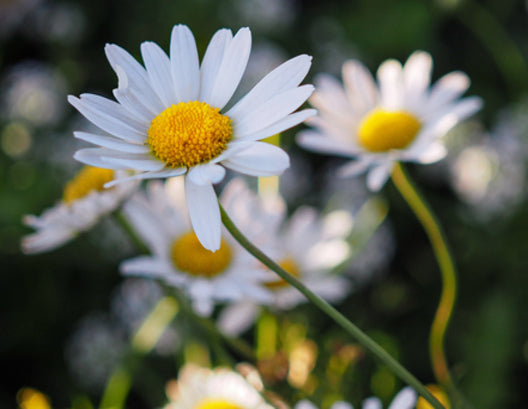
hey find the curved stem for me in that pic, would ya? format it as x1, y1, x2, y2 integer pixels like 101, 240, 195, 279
219, 202, 445, 409
391, 163, 457, 391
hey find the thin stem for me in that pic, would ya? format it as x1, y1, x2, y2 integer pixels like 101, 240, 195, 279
219, 202, 445, 409
391, 164, 457, 390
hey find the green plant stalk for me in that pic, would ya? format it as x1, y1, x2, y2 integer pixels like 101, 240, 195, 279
219, 202, 445, 409
391, 163, 456, 391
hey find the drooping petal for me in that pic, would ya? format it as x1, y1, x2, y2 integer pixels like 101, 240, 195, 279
222, 142, 289, 177
170, 24, 200, 102
185, 176, 221, 251
366, 162, 392, 191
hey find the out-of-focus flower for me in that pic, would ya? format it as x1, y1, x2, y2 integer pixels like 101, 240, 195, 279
295, 387, 417, 409
218, 180, 352, 335
223, 0, 297, 33
297, 51, 482, 191
0, 0, 41, 39
416, 385, 450, 409
164, 364, 273, 409
21, 166, 136, 254
16, 387, 51, 409
1, 62, 67, 127
65, 313, 127, 392
70, 24, 315, 251
120, 179, 271, 316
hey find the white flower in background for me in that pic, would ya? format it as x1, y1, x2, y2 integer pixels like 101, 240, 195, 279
120, 179, 271, 316
165, 364, 272, 409
297, 51, 482, 191
70, 24, 315, 251
218, 181, 352, 335
21, 166, 136, 254
295, 387, 417, 409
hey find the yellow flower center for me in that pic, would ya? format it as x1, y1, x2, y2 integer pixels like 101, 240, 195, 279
263, 256, 301, 290
62, 166, 114, 204
194, 399, 244, 409
170, 231, 233, 278
416, 384, 451, 409
357, 109, 421, 152
147, 101, 232, 168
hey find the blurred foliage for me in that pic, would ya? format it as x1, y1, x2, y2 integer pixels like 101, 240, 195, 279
1, 0, 528, 408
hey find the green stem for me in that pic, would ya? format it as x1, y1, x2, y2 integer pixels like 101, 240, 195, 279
219, 202, 445, 409
391, 163, 457, 393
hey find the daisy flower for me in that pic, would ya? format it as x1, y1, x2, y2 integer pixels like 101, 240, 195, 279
22, 166, 136, 254
218, 180, 352, 335
297, 51, 482, 191
295, 387, 417, 409
165, 364, 272, 409
119, 179, 271, 316
69, 24, 315, 251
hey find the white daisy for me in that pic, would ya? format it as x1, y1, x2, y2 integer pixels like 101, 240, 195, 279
165, 364, 273, 409
218, 181, 352, 335
21, 166, 136, 254
297, 51, 482, 191
294, 387, 417, 409
69, 24, 315, 251
119, 178, 271, 316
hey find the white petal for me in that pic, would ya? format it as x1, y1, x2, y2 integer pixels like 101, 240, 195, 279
295, 401, 318, 409
74, 132, 150, 153
68, 95, 147, 143
338, 159, 372, 177
427, 71, 470, 111
331, 402, 353, 409
366, 163, 391, 191
388, 387, 417, 409
103, 167, 187, 188
21, 229, 76, 254
227, 54, 313, 121
102, 153, 166, 171
120, 256, 176, 279
207, 27, 251, 109
222, 142, 289, 176
362, 397, 382, 409
342, 59, 378, 113
240, 109, 316, 141
217, 301, 259, 336
430, 96, 483, 136
74, 148, 130, 169
104, 43, 165, 113
377, 59, 403, 109
170, 24, 200, 102
185, 177, 221, 251
113, 86, 157, 120
297, 130, 360, 157
141, 41, 178, 106
199, 28, 233, 102
187, 163, 226, 185
403, 51, 432, 108
233, 84, 314, 137
415, 142, 447, 164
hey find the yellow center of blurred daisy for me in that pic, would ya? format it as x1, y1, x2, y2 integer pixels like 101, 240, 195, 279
264, 256, 301, 290
416, 384, 451, 409
194, 399, 244, 409
148, 101, 232, 168
170, 231, 233, 278
358, 109, 421, 152
62, 166, 114, 204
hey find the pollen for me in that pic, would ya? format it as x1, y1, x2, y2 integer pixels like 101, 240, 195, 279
170, 231, 232, 278
62, 166, 114, 204
264, 256, 301, 290
194, 399, 244, 409
147, 101, 232, 168
358, 109, 421, 152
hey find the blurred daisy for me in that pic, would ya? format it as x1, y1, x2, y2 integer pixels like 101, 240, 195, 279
297, 51, 482, 191
120, 179, 271, 316
70, 24, 315, 251
22, 166, 136, 254
165, 364, 272, 409
218, 181, 352, 335
295, 387, 417, 409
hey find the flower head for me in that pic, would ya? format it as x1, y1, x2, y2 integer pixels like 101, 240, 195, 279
297, 51, 482, 191
165, 364, 272, 409
21, 166, 136, 254
69, 24, 314, 250
120, 179, 271, 316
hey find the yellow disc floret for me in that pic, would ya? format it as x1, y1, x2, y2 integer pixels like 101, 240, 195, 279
148, 101, 232, 168
358, 109, 421, 152
416, 384, 451, 409
264, 256, 301, 290
170, 231, 232, 278
62, 166, 114, 204
194, 399, 244, 409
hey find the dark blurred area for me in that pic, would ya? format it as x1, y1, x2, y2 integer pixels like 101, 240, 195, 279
1, 0, 527, 408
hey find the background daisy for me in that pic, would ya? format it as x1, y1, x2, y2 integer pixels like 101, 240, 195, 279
297, 51, 482, 191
